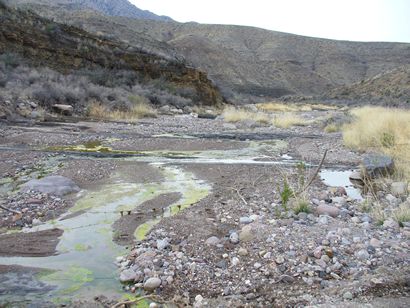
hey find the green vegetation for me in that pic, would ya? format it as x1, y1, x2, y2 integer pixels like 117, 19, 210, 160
293, 200, 311, 214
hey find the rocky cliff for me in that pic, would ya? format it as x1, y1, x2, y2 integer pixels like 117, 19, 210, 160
0, 3, 224, 107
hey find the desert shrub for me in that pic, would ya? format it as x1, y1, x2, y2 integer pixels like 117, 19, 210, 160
0, 52, 22, 69
343, 106, 410, 179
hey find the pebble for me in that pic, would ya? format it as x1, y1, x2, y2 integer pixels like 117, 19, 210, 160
231, 257, 240, 267
238, 247, 248, 256
239, 225, 254, 242
205, 236, 220, 246
230, 232, 239, 244
343, 291, 353, 300
254, 262, 262, 269
318, 215, 329, 225
355, 249, 370, 260
275, 256, 285, 264
370, 238, 381, 248
316, 204, 340, 218
156, 238, 169, 250
240, 217, 253, 224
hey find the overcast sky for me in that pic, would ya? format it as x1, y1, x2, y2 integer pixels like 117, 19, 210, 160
130, 0, 410, 43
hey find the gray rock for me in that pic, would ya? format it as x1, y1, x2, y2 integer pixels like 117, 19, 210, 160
52, 104, 73, 116
355, 249, 370, 260
205, 236, 220, 246
275, 256, 285, 264
279, 274, 295, 283
349, 171, 364, 185
238, 247, 248, 256
120, 269, 139, 283
386, 194, 399, 206
223, 123, 237, 130
159, 105, 171, 114
22, 176, 80, 196
156, 238, 169, 250
383, 218, 400, 229
239, 225, 254, 242
316, 204, 340, 218
318, 215, 329, 225
332, 196, 347, 206
391, 182, 408, 196
369, 238, 381, 247
362, 154, 394, 178
343, 291, 353, 300
239, 217, 253, 224
143, 277, 161, 291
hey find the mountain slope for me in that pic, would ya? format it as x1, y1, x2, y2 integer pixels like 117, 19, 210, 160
325, 65, 410, 105
8, 0, 172, 21
9, 0, 410, 104
0, 2, 223, 110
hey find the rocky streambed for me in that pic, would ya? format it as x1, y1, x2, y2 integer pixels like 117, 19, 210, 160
0, 113, 409, 307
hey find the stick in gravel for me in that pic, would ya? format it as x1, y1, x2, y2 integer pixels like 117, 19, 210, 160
228, 187, 248, 205
0, 203, 22, 215
298, 149, 328, 195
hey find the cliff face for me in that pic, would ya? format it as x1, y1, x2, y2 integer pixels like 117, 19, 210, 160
0, 4, 224, 107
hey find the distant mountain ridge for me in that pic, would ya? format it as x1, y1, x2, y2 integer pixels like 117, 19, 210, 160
9, 0, 173, 21
8, 0, 410, 104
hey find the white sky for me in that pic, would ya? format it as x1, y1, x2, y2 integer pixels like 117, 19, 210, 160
130, 0, 410, 43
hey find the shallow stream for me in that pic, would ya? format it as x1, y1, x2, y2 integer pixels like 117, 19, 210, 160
0, 139, 361, 305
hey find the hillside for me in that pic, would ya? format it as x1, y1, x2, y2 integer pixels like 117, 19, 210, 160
0, 2, 224, 117
325, 65, 410, 105
11, 0, 410, 104
8, 0, 172, 21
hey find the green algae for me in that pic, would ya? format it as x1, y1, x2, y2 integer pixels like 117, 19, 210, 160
122, 294, 150, 308
41, 266, 93, 295
83, 140, 102, 148
74, 243, 90, 252
134, 219, 160, 241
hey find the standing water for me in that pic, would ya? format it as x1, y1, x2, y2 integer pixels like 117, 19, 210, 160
0, 164, 210, 305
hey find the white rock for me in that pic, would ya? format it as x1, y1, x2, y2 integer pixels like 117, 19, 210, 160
231, 257, 240, 267
230, 232, 239, 244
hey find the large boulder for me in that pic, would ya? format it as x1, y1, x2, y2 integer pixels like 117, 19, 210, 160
362, 154, 394, 178
22, 175, 80, 196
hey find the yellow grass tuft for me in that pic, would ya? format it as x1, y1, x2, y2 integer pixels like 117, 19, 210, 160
273, 113, 308, 128
343, 106, 410, 179
257, 102, 338, 112
324, 123, 340, 133
222, 106, 270, 123
88, 100, 156, 122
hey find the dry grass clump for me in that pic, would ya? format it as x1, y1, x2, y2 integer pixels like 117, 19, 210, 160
88, 100, 156, 121
324, 123, 340, 133
273, 113, 309, 128
257, 102, 338, 112
222, 106, 270, 123
343, 106, 410, 179
393, 203, 410, 227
